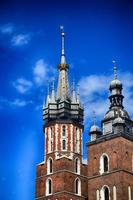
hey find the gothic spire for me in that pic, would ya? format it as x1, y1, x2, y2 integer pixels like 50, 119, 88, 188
57, 26, 70, 100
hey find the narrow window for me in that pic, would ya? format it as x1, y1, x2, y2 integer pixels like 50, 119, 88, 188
62, 126, 66, 150
75, 178, 81, 195
62, 139, 66, 150
76, 179, 78, 194
75, 158, 80, 174
104, 156, 108, 172
46, 178, 52, 196
49, 179, 52, 194
50, 158, 52, 173
47, 158, 53, 174
104, 187, 109, 200
100, 154, 109, 174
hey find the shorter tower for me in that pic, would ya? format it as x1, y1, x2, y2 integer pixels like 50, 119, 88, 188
35, 27, 88, 200
87, 62, 133, 200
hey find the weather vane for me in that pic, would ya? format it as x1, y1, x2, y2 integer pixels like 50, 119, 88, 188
112, 60, 117, 79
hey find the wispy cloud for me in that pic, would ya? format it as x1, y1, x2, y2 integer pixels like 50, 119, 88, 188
11, 34, 31, 46
0, 23, 14, 35
13, 78, 33, 94
10, 99, 33, 107
0, 23, 31, 46
79, 71, 133, 125
0, 97, 33, 108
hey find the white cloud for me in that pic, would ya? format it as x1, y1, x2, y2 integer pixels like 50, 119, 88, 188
0, 23, 14, 35
33, 59, 47, 86
13, 78, 33, 94
33, 59, 56, 86
11, 34, 30, 46
79, 71, 133, 125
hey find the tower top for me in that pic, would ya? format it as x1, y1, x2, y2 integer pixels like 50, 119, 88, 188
43, 27, 84, 125
58, 25, 69, 70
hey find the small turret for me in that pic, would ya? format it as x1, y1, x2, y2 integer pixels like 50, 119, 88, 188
45, 82, 51, 107
89, 111, 102, 141
51, 80, 56, 103
76, 84, 80, 104
71, 80, 77, 103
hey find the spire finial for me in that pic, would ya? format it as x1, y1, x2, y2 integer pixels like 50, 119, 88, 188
92, 110, 96, 125
60, 25, 65, 56
112, 60, 117, 79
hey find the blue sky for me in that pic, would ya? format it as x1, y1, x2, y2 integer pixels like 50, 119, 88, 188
1, 0, 133, 199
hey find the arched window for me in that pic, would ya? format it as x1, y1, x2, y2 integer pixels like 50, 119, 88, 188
101, 186, 110, 200
46, 178, 52, 196
75, 178, 81, 195
75, 158, 80, 174
62, 126, 66, 150
100, 154, 109, 174
104, 187, 109, 200
47, 158, 53, 174
104, 156, 108, 172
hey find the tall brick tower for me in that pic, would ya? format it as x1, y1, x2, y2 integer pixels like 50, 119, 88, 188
87, 61, 133, 200
35, 27, 88, 200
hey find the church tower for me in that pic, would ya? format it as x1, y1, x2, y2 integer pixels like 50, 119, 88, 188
35, 27, 88, 200
87, 61, 133, 200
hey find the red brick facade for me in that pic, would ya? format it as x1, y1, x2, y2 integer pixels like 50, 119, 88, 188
87, 135, 133, 200
35, 122, 88, 200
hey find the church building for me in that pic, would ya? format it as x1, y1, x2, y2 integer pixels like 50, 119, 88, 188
35, 27, 133, 200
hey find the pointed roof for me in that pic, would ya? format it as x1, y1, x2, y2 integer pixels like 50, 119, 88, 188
57, 26, 70, 100
110, 60, 122, 90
